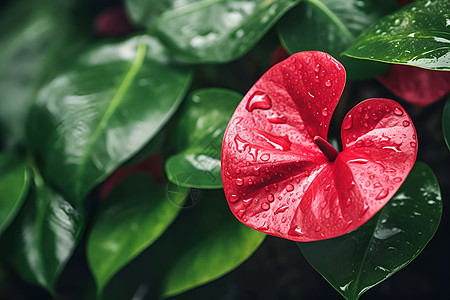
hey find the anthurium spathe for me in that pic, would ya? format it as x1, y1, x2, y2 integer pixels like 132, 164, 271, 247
221, 51, 418, 242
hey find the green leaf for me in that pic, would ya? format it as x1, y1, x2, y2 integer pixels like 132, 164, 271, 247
165, 88, 242, 188
156, 189, 265, 297
27, 35, 193, 207
298, 161, 442, 300
0, 152, 30, 236
125, 0, 170, 26
443, 96, 450, 150
344, 0, 450, 70
0, 1, 84, 146
87, 173, 187, 295
277, 0, 397, 80
151, 0, 302, 63
0, 173, 83, 293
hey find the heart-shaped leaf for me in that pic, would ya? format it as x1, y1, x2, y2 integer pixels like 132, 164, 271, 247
298, 161, 442, 300
221, 51, 417, 241
377, 64, 450, 107
444, 96, 450, 151
165, 88, 242, 188
344, 0, 450, 70
87, 173, 188, 295
150, 0, 302, 63
0, 173, 83, 293
0, 152, 30, 236
277, 0, 396, 80
27, 35, 192, 207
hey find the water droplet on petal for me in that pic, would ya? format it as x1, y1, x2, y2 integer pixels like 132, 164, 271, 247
260, 153, 270, 161
267, 114, 286, 124
274, 205, 289, 215
261, 202, 270, 211
324, 184, 331, 191
393, 107, 403, 116
315, 64, 320, 72
375, 189, 389, 200
267, 194, 275, 202
230, 194, 239, 202
355, 140, 364, 148
235, 178, 244, 186
345, 198, 351, 207
286, 184, 294, 192
322, 108, 328, 117
305, 57, 311, 64
315, 226, 322, 232
410, 142, 417, 148
325, 80, 332, 87
246, 91, 272, 112
257, 130, 292, 151
394, 177, 402, 182
348, 158, 369, 164
360, 204, 369, 217
402, 120, 410, 127
342, 115, 353, 130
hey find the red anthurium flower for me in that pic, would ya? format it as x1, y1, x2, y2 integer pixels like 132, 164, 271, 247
221, 52, 417, 242
377, 64, 450, 108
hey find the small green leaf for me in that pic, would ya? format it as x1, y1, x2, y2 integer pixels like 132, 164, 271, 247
27, 35, 193, 207
151, 0, 303, 63
344, 0, 450, 70
0, 152, 30, 235
165, 88, 242, 188
277, 0, 397, 79
156, 189, 265, 297
443, 96, 450, 150
125, 0, 168, 26
298, 161, 442, 300
0, 173, 83, 293
87, 174, 188, 295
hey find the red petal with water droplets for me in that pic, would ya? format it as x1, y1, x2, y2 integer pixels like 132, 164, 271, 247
221, 52, 417, 241
377, 64, 450, 107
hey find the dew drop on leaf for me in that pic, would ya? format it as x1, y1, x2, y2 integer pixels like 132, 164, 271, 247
246, 91, 272, 112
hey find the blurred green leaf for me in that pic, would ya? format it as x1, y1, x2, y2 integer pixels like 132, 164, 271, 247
165, 88, 242, 188
0, 152, 30, 236
125, 0, 170, 26
27, 35, 193, 207
150, 0, 303, 63
277, 0, 397, 80
443, 96, 450, 150
298, 161, 442, 300
0, 1, 86, 146
156, 189, 265, 297
87, 174, 188, 295
344, 0, 450, 70
0, 173, 83, 293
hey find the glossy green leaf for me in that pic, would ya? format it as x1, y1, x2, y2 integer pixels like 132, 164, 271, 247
0, 1, 83, 146
165, 88, 242, 188
277, 0, 397, 80
0, 173, 83, 293
0, 152, 30, 235
27, 35, 193, 207
125, 0, 169, 26
150, 0, 302, 63
87, 174, 188, 295
155, 189, 265, 297
443, 96, 450, 150
298, 161, 442, 300
344, 0, 450, 70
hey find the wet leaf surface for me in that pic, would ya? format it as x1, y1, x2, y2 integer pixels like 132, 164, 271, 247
344, 0, 450, 70
299, 161, 442, 300
165, 88, 242, 188
221, 52, 417, 241
150, 0, 302, 63
27, 35, 192, 207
